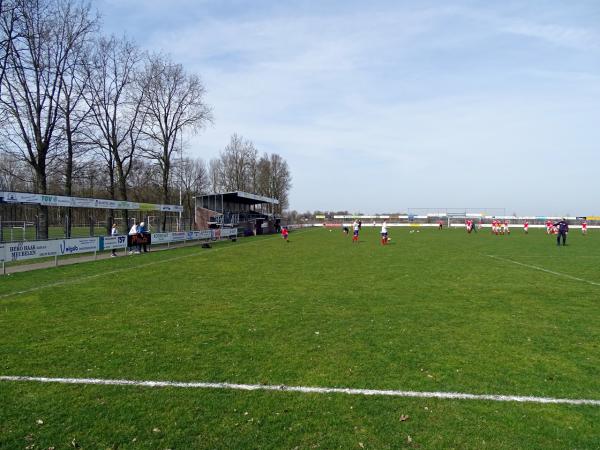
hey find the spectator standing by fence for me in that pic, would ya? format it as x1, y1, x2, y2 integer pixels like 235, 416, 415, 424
128, 220, 139, 254
110, 223, 119, 257
139, 221, 149, 253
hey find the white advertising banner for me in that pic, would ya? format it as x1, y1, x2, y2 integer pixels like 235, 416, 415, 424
199, 230, 213, 240
171, 232, 186, 241
57, 238, 98, 256
151, 232, 172, 244
186, 231, 201, 240
0, 191, 183, 213
101, 235, 127, 250
221, 228, 238, 238
5, 240, 59, 261
185, 230, 214, 241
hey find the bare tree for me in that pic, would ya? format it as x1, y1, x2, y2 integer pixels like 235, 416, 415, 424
0, 152, 33, 191
174, 156, 209, 224
0, 0, 96, 238
208, 157, 223, 193
268, 153, 291, 213
58, 11, 97, 236
256, 152, 291, 214
84, 35, 145, 226
219, 133, 257, 192
255, 153, 270, 196
139, 54, 212, 230
0, 0, 18, 98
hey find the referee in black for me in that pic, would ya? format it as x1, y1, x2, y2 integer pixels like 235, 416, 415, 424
553, 218, 569, 246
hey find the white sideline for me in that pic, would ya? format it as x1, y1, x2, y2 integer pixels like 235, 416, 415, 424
486, 254, 600, 287
0, 231, 311, 300
1, 375, 599, 406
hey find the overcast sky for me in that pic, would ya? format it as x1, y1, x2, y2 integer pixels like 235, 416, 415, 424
96, 0, 600, 215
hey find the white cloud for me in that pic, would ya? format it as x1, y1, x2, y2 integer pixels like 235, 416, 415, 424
500, 21, 600, 49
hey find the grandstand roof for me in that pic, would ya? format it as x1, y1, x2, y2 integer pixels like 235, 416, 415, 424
196, 191, 279, 205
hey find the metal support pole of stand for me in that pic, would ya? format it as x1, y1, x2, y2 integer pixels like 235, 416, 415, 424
2, 260, 5, 276
54, 254, 58, 267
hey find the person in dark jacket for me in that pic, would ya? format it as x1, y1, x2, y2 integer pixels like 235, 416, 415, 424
553, 218, 569, 246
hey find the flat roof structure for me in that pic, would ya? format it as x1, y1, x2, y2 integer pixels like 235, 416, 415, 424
196, 191, 279, 206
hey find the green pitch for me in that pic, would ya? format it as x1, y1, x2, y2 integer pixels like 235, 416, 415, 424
1, 227, 600, 449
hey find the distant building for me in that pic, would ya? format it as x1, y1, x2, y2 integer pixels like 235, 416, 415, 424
195, 191, 280, 236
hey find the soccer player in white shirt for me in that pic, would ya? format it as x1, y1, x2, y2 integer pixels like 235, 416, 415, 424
352, 220, 360, 243
381, 220, 388, 245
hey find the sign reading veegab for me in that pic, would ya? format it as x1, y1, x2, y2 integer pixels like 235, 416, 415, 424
58, 238, 98, 256
0, 191, 183, 213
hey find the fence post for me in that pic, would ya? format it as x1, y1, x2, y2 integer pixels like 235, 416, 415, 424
2, 260, 5, 276
89, 216, 94, 237
0, 217, 3, 243
54, 254, 58, 267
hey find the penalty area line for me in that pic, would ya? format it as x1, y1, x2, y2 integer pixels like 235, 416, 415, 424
1, 375, 600, 406
486, 254, 600, 287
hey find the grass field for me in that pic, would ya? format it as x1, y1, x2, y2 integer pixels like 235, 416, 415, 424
1, 227, 600, 449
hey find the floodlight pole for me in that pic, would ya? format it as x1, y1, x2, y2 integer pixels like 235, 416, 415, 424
178, 133, 183, 232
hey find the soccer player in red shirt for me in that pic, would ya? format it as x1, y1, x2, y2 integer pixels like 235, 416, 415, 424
281, 227, 289, 242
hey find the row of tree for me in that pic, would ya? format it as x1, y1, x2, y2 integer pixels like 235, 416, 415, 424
0, 0, 292, 238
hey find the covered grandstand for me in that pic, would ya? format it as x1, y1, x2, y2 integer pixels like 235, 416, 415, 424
195, 191, 280, 236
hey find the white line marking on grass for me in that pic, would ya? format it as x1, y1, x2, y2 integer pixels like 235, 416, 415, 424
0, 230, 313, 300
491, 255, 600, 259
487, 254, 600, 287
1, 375, 600, 406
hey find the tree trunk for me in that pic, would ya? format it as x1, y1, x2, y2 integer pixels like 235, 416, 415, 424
115, 157, 129, 231
161, 156, 170, 232
35, 168, 48, 240
64, 114, 73, 238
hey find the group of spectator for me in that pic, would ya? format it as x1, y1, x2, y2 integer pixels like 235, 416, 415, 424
109, 220, 150, 257
129, 220, 149, 254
